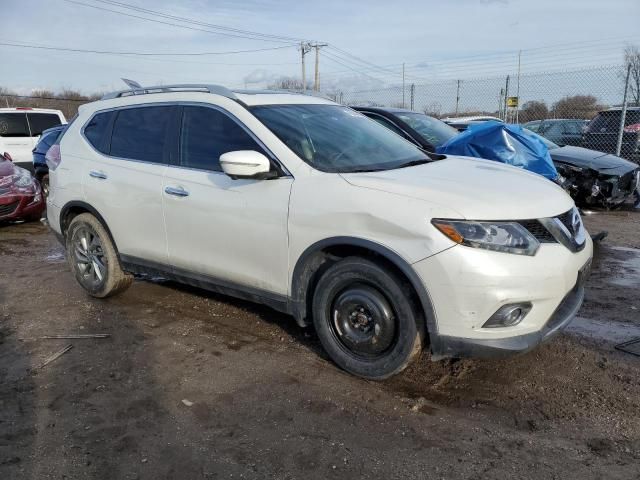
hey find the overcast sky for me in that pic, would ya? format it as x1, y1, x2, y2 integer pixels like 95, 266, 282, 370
2, 0, 639, 94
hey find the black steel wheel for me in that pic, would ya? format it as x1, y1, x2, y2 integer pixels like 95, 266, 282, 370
312, 257, 424, 380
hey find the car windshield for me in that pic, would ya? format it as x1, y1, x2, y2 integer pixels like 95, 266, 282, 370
523, 128, 559, 149
394, 112, 459, 147
250, 104, 430, 173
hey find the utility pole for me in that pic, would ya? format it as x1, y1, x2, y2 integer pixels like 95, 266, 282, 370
300, 42, 311, 91
309, 43, 328, 92
503, 75, 510, 122
616, 63, 632, 157
515, 50, 521, 123
455, 79, 461, 115
402, 63, 406, 108
410, 84, 415, 111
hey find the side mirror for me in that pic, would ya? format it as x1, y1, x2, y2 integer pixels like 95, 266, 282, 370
220, 151, 274, 179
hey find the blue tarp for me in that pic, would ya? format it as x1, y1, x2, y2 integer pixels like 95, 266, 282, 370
436, 121, 559, 180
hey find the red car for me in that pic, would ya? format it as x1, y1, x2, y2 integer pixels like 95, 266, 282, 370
0, 152, 45, 222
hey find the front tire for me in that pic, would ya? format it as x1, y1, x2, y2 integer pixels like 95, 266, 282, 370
312, 257, 424, 380
65, 213, 132, 298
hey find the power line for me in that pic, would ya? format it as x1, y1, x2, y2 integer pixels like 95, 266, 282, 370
0, 41, 296, 57
90, 0, 309, 44
62, 0, 308, 44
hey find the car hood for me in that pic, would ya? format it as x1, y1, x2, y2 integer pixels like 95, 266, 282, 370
0, 159, 13, 178
550, 146, 638, 174
340, 156, 574, 220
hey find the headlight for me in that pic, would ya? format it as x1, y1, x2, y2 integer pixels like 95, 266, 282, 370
431, 219, 540, 256
12, 166, 36, 189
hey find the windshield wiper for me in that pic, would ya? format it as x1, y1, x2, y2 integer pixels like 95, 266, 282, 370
393, 158, 432, 169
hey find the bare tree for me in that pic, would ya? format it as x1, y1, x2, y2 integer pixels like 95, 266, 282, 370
622, 45, 640, 106
267, 77, 311, 91
519, 100, 549, 122
551, 95, 603, 119
423, 102, 442, 118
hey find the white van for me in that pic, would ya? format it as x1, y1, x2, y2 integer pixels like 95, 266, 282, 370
0, 107, 66, 170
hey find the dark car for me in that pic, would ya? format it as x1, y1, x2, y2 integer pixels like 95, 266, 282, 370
524, 119, 588, 147
535, 134, 639, 208
0, 152, 45, 222
32, 124, 66, 196
582, 107, 640, 161
354, 107, 639, 208
352, 106, 459, 151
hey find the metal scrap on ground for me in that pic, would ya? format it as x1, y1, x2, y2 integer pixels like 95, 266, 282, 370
40, 344, 73, 368
42, 334, 111, 339
615, 338, 640, 357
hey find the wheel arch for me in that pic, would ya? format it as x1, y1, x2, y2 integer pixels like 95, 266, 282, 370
290, 237, 439, 346
59, 201, 120, 255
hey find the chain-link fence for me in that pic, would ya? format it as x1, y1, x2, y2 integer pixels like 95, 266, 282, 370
323, 65, 640, 161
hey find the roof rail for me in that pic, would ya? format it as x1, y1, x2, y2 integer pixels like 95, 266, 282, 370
232, 88, 333, 101
101, 84, 237, 100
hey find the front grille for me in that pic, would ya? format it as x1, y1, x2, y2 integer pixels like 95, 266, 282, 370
556, 209, 574, 232
518, 220, 556, 243
0, 201, 19, 218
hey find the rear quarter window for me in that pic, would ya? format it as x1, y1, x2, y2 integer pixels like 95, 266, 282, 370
0, 113, 29, 137
83, 112, 112, 153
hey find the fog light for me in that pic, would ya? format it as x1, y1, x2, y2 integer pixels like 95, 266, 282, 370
482, 302, 532, 328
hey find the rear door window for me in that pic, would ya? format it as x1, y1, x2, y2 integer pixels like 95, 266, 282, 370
0, 113, 29, 137
27, 113, 62, 136
110, 106, 173, 163
179, 106, 263, 172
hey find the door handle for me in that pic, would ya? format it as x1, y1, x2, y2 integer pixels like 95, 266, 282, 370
89, 170, 107, 180
164, 186, 189, 197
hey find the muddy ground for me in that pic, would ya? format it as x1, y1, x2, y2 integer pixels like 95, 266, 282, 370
1, 210, 639, 479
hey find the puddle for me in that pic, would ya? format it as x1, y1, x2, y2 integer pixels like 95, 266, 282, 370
45, 250, 66, 263
566, 316, 640, 344
599, 246, 640, 288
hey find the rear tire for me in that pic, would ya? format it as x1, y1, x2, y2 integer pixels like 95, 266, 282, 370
65, 213, 132, 298
312, 257, 424, 380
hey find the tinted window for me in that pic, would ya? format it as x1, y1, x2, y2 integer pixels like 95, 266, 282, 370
587, 111, 640, 133
180, 106, 263, 172
395, 112, 459, 147
111, 106, 172, 162
0, 113, 29, 137
84, 112, 112, 153
27, 113, 62, 136
365, 114, 408, 138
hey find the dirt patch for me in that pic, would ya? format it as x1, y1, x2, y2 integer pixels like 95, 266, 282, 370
1, 213, 640, 479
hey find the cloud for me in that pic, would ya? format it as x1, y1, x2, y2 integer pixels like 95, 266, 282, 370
480, 0, 509, 4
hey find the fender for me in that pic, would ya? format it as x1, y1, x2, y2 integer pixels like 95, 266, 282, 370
290, 236, 440, 351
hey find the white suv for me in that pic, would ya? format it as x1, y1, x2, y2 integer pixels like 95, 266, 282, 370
46, 84, 593, 379
0, 107, 66, 169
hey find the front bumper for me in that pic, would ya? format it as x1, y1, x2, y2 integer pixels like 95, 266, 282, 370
413, 236, 593, 360
435, 269, 586, 358
0, 189, 45, 221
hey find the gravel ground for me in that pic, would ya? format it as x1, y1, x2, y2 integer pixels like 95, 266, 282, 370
1, 210, 639, 480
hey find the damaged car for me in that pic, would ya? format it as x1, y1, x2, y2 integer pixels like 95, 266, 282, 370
354, 107, 639, 208
0, 152, 45, 222
535, 135, 640, 208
